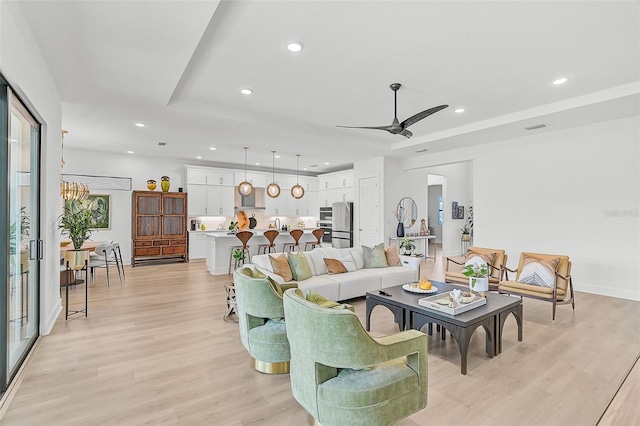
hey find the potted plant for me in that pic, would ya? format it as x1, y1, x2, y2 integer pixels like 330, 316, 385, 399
461, 262, 489, 295
460, 224, 471, 241
400, 238, 415, 256
231, 248, 246, 269
228, 220, 238, 233
59, 205, 95, 250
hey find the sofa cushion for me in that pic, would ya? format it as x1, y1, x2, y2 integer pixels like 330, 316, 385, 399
287, 251, 313, 281
307, 250, 328, 276
324, 258, 348, 274
385, 244, 401, 266
294, 275, 340, 301
335, 269, 382, 301
347, 247, 365, 269
367, 266, 418, 288
517, 255, 560, 288
363, 243, 388, 268
270, 254, 293, 282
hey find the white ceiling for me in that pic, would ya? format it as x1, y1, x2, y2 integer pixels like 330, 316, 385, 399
19, 0, 640, 174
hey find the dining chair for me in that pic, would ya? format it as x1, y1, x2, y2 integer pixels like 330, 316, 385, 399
89, 243, 114, 287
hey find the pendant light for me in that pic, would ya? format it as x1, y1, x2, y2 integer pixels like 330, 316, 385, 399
266, 150, 281, 198
291, 154, 305, 199
238, 146, 254, 196
60, 130, 90, 200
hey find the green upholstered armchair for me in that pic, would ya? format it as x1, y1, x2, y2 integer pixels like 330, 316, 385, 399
282, 288, 428, 426
233, 267, 298, 374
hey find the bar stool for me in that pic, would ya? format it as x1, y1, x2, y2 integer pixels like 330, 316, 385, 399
304, 228, 325, 251
282, 229, 304, 252
229, 231, 253, 273
257, 229, 279, 254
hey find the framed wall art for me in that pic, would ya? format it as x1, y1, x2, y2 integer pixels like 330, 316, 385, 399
64, 194, 111, 229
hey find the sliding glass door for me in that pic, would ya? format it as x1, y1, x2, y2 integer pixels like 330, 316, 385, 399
1, 81, 41, 392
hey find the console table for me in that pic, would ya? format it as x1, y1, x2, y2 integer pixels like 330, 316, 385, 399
389, 235, 436, 260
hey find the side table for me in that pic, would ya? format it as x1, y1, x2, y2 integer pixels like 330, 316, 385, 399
224, 284, 238, 323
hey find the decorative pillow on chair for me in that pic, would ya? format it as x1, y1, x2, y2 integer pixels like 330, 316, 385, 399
303, 290, 355, 312
324, 258, 348, 274
269, 254, 293, 282
465, 251, 497, 274
385, 244, 401, 266
287, 251, 313, 281
239, 267, 267, 279
362, 243, 388, 268
518, 255, 560, 288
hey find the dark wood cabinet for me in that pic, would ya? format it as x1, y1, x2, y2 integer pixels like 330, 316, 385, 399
132, 191, 188, 266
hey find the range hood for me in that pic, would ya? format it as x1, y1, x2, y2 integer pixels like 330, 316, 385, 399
234, 187, 265, 209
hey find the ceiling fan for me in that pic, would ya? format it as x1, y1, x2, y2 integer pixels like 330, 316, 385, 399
337, 83, 448, 138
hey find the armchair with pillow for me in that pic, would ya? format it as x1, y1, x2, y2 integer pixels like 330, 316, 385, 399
445, 247, 507, 291
499, 252, 575, 320
283, 288, 427, 426
233, 267, 298, 374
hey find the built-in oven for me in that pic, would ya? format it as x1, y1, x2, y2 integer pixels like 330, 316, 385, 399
319, 207, 332, 222
318, 207, 333, 244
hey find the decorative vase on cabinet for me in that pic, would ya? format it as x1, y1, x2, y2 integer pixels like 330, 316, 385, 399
161, 176, 170, 192
396, 222, 405, 238
147, 179, 157, 191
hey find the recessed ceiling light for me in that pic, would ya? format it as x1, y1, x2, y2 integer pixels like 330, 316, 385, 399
274, 155, 280, 158
240, 88, 253, 95
209, 147, 217, 151
127, 150, 134, 154
454, 108, 466, 113
255, 162, 260, 166
303, 168, 307, 171
324, 162, 330, 165
553, 77, 568, 85
286, 41, 304, 52
196, 156, 202, 159
134, 122, 146, 127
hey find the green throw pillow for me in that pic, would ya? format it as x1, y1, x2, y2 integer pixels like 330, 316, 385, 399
267, 276, 284, 296
287, 251, 313, 281
239, 267, 266, 279
362, 243, 388, 268
305, 290, 354, 312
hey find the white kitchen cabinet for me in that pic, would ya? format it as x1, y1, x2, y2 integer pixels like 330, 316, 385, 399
234, 171, 267, 188
189, 233, 208, 259
207, 185, 235, 216
186, 184, 208, 216
265, 189, 293, 216
186, 168, 234, 186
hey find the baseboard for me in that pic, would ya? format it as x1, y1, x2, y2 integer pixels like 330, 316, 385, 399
576, 282, 640, 301
41, 299, 62, 336
0, 336, 43, 420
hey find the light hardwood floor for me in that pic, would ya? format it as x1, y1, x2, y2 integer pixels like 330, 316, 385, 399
1, 246, 639, 425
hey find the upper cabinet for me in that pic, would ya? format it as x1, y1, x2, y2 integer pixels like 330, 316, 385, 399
318, 170, 354, 204
186, 168, 234, 186
234, 172, 267, 188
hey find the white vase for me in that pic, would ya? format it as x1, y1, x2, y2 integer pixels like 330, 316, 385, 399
469, 276, 489, 293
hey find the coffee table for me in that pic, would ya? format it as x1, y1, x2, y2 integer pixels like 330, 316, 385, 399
366, 282, 523, 374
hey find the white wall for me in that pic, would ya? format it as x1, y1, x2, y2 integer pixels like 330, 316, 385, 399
405, 116, 640, 301
1, 1, 64, 334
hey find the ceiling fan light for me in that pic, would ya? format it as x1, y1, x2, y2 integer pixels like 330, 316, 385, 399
238, 181, 254, 196
267, 182, 281, 198
291, 184, 305, 199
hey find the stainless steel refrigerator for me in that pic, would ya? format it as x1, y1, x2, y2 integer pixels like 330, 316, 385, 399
332, 202, 353, 248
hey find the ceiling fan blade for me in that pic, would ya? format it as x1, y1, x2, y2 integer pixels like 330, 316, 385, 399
336, 125, 393, 131
400, 105, 449, 129
399, 129, 413, 138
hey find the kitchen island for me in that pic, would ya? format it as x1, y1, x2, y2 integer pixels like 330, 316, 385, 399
205, 229, 318, 275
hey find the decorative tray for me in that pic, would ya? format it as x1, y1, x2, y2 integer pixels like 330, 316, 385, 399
418, 293, 487, 315
402, 283, 438, 294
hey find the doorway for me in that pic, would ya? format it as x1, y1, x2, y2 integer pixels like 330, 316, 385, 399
1, 81, 41, 393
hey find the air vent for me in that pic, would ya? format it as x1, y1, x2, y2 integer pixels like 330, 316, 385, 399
524, 124, 547, 131
416, 148, 428, 153
309, 164, 318, 168
157, 142, 167, 146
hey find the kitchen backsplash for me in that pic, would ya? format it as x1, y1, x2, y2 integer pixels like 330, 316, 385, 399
191, 210, 317, 231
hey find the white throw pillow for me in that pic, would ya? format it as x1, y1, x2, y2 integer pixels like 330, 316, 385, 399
347, 247, 365, 269
464, 255, 488, 269
308, 249, 328, 275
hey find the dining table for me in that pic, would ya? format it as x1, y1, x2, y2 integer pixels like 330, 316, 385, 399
59, 241, 103, 252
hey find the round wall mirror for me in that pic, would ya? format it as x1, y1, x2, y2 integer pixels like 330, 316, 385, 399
396, 197, 418, 228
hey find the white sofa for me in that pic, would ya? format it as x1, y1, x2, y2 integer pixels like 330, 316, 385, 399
250, 246, 418, 301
